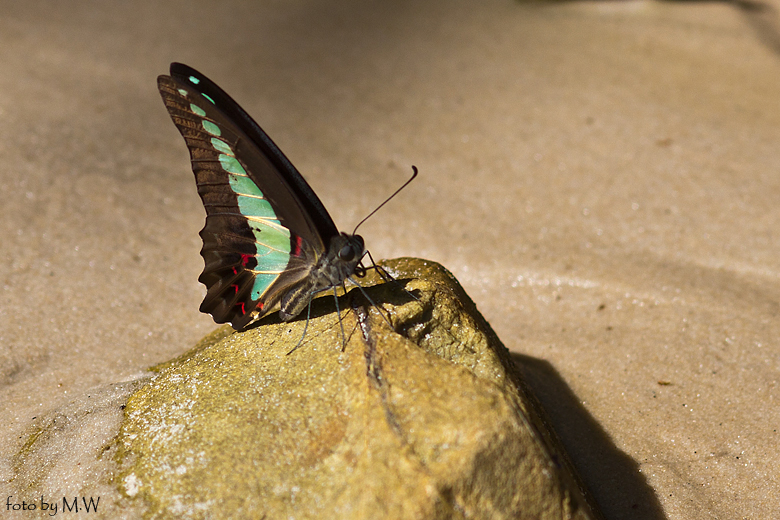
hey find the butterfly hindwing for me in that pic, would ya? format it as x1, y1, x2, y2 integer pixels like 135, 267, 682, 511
157, 64, 339, 329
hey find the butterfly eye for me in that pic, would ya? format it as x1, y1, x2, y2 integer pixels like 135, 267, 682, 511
338, 245, 356, 262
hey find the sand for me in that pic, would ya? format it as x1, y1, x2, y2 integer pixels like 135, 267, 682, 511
1, 0, 779, 518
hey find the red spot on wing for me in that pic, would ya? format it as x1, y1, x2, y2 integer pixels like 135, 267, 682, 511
292, 235, 303, 257
240, 253, 252, 267
237, 301, 246, 314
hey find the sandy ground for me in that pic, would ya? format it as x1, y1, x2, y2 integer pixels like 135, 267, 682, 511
1, 1, 779, 518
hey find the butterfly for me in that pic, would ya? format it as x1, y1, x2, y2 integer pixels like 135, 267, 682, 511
157, 63, 411, 335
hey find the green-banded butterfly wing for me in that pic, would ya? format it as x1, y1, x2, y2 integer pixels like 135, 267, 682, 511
157, 63, 345, 330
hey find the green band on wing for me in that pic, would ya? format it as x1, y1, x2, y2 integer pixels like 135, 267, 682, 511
219, 154, 246, 175
247, 218, 291, 252
227, 173, 260, 196
211, 138, 232, 155
202, 120, 221, 136
219, 151, 278, 219
237, 195, 276, 219
250, 272, 280, 300
190, 104, 206, 117
177, 88, 188, 96
202, 93, 215, 104
254, 249, 291, 272
248, 232, 293, 300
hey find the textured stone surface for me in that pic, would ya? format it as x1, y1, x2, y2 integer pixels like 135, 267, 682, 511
115, 258, 600, 519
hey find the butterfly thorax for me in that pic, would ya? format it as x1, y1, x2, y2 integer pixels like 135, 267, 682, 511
278, 233, 365, 321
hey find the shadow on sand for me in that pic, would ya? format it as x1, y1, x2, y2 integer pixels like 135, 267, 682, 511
512, 353, 668, 520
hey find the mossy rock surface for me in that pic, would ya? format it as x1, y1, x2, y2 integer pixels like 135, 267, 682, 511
117, 258, 599, 520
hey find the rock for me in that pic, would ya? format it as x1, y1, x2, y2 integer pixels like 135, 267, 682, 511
115, 258, 601, 519
9, 258, 600, 519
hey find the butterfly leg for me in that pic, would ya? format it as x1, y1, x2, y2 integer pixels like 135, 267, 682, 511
347, 276, 397, 331
359, 250, 420, 303
287, 286, 351, 354
286, 294, 316, 355
332, 285, 349, 350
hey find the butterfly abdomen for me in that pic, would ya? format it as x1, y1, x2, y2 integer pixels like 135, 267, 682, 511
279, 278, 317, 321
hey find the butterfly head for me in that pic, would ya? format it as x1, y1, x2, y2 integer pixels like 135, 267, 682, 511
332, 232, 364, 268
315, 232, 363, 286
337, 233, 364, 263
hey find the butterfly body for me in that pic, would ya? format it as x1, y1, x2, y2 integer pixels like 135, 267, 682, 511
277, 232, 365, 321
157, 63, 366, 331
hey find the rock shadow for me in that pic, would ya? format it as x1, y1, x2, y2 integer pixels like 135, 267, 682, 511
512, 353, 668, 520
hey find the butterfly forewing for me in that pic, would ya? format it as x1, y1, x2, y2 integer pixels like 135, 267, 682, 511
157, 65, 338, 329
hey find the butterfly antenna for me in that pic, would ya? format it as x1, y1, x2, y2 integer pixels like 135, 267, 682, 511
352, 165, 418, 235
